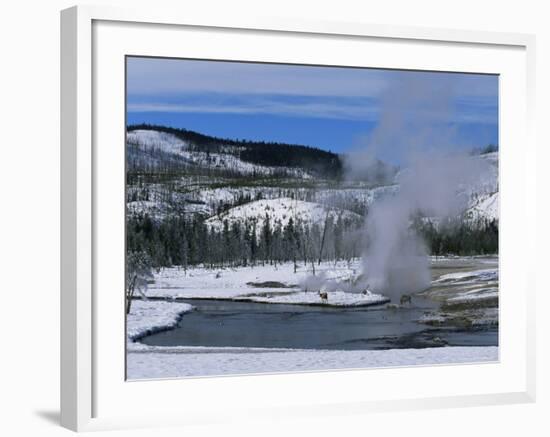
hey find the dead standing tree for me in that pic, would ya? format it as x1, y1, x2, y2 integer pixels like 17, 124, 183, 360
318, 209, 331, 265
126, 250, 154, 314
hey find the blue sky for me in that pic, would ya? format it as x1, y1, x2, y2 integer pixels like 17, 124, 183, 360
126, 57, 498, 164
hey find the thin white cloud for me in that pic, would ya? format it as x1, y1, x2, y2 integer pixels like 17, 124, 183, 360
127, 100, 380, 121
127, 99, 496, 124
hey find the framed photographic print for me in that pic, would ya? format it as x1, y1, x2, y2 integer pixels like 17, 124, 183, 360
61, 5, 536, 432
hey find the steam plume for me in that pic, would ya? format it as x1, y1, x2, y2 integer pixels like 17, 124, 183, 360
346, 74, 490, 301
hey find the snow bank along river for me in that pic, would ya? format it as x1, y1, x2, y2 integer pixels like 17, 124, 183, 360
127, 257, 499, 379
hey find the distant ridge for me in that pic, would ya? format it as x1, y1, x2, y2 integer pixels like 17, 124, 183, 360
127, 124, 343, 179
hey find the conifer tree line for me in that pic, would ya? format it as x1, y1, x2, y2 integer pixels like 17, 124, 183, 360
415, 218, 499, 256
127, 212, 364, 271
127, 209, 498, 271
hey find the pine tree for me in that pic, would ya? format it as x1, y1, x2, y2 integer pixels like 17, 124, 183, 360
262, 213, 272, 265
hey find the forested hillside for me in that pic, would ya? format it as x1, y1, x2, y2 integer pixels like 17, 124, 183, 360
126, 126, 499, 270
128, 124, 343, 179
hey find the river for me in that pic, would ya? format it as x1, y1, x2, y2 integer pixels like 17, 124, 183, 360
139, 296, 497, 350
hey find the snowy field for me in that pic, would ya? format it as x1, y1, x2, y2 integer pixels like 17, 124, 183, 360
146, 259, 388, 306
424, 265, 498, 304
127, 346, 498, 379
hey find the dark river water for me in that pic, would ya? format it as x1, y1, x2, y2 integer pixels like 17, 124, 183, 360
139, 297, 498, 350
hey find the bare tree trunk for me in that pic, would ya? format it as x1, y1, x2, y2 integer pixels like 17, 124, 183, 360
126, 275, 137, 315
318, 210, 330, 265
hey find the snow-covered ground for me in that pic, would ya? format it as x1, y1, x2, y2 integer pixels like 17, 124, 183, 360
418, 262, 499, 327
238, 290, 386, 306
428, 267, 499, 303
126, 182, 393, 222
146, 260, 387, 306
446, 288, 498, 304
127, 300, 194, 343
434, 268, 498, 285
127, 346, 498, 379
205, 197, 361, 231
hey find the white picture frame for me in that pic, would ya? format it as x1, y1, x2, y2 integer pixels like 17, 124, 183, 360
60, 5, 536, 432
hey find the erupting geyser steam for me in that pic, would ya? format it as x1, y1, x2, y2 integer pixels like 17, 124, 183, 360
359, 152, 488, 301
344, 75, 491, 301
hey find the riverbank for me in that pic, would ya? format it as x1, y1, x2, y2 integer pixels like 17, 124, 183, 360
419, 257, 499, 327
127, 300, 194, 342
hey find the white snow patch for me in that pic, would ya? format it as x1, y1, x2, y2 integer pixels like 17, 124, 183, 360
205, 197, 360, 231
238, 290, 386, 306
146, 261, 387, 306
435, 268, 498, 283
446, 287, 499, 304
127, 299, 193, 344
127, 346, 498, 379
465, 192, 499, 222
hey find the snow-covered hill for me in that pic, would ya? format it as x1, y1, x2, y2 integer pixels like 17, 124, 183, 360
126, 128, 499, 225
127, 129, 311, 178
205, 197, 362, 231
465, 191, 499, 222
464, 152, 499, 222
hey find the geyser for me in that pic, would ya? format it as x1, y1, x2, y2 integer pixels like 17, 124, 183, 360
344, 74, 491, 301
